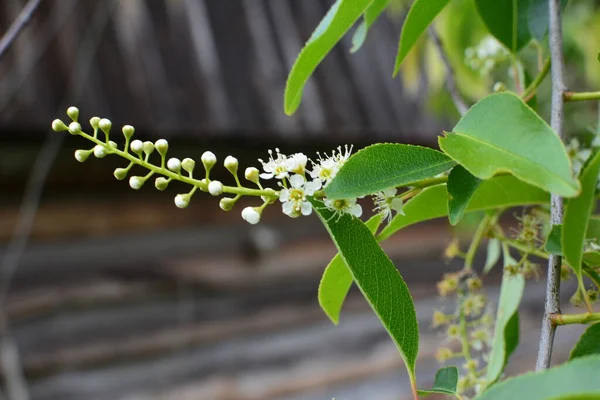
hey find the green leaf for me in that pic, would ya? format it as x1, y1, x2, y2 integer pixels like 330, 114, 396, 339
439, 93, 579, 198
563, 150, 600, 284
483, 238, 501, 275
545, 224, 563, 256
284, 0, 374, 115
447, 165, 482, 225
476, 355, 600, 400
324, 144, 455, 200
350, 0, 390, 53
379, 175, 548, 241
586, 216, 600, 240
309, 198, 419, 383
318, 214, 382, 324
417, 366, 459, 397
486, 273, 525, 385
583, 252, 600, 267
570, 323, 600, 360
393, 0, 451, 75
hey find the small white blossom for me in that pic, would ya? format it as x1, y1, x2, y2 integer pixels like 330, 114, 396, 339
241, 207, 261, 224
51, 119, 68, 132
93, 145, 107, 158
245, 167, 260, 183
208, 180, 223, 196
68, 122, 82, 134
309, 145, 352, 186
285, 153, 308, 175
259, 148, 289, 180
122, 125, 135, 139
566, 138, 591, 176
373, 188, 405, 222
182, 158, 195, 173
224, 155, 239, 171
129, 176, 144, 190
74, 149, 90, 162
279, 174, 321, 217
167, 157, 181, 172
201, 151, 217, 170
155, 138, 168, 152
99, 118, 112, 132
130, 139, 143, 153
174, 194, 190, 209
324, 197, 362, 219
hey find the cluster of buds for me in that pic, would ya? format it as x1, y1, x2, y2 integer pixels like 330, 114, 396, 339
51, 107, 408, 225
464, 36, 510, 76
434, 270, 492, 396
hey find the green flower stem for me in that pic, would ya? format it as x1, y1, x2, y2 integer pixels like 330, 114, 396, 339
77, 130, 278, 199
491, 233, 549, 260
464, 213, 493, 271
584, 268, 600, 288
522, 57, 551, 102
552, 312, 600, 325
564, 91, 600, 102
458, 291, 477, 376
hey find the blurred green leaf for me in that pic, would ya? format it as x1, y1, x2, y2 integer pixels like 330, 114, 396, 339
351, 0, 390, 53
447, 165, 482, 225
545, 224, 563, 255
417, 366, 459, 397
483, 238, 502, 275
324, 144, 454, 200
570, 323, 600, 360
284, 0, 374, 115
318, 214, 382, 324
310, 198, 419, 383
439, 93, 580, 198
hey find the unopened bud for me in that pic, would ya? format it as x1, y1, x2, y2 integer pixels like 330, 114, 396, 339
67, 106, 79, 122
122, 125, 135, 140
130, 139, 143, 154
114, 168, 128, 180
99, 118, 112, 134
245, 167, 260, 184
155, 177, 169, 191
182, 158, 195, 173
155, 139, 168, 156
109, 141, 118, 149
93, 145, 107, 158
143, 141, 155, 156
201, 151, 217, 172
52, 119, 68, 132
129, 176, 144, 190
167, 157, 181, 172
208, 180, 223, 196
74, 149, 91, 162
493, 82, 507, 93
219, 197, 236, 211
174, 194, 190, 209
224, 156, 238, 175
241, 207, 261, 224
90, 117, 100, 130
68, 122, 82, 135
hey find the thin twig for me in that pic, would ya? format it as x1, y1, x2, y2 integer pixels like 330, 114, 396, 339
536, 0, 566, 372
428, 26, 468, 116
0, 0, 43, 60
564, 91, 600, 102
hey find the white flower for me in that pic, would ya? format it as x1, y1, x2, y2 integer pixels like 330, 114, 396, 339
167, 157, 181, 172
93, 145, 107, 158
566, 138, 591, 176
309, 145, 352, 186
208, 180, 223, 196
129, 176, 144, 190
181, 158, 195, 173
245, 167, 260, 183
201, 151, 217, 170
174, 194, 190, 209
130, 139, 143, 153
99, 118, 112, 132
279, 174, 321, 217
259, 148, 288, 179
373, 188, 405, 222
285, 153, 308, 174
241, 207, 261, 224
324, 197, 362, 219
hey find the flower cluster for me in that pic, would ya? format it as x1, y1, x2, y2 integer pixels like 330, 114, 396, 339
464, 36, 510, 76
51, 107, 408, 226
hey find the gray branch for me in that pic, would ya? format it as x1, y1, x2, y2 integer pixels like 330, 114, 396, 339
0, 0, 42, 60
428, 26, 468, 116
536, 0, 566, 371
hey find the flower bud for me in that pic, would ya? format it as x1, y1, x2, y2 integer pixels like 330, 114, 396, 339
208, 180, 223, 196
109, 140, 118, 149
130, 139, 143, 154
143, 141, 155, 156
90, 117, 100, 130
74, 149, 91, 162
93, 145, 107, 158
167, 157, 181, 172
493, 82, 507, 93
122, 125, 135, 140
68, 122, 82, 135
67, 106, 79, 122
129, 176, 144, 190
114, 168, 128, 180
155, 177, 169, 190
155, 139, 168, 156
52, 119, 68, 132
241, 207, 261, 224
245, 167, 260, 184
219, 197, 236, 211
99, 118, 112, 134
174, 194, 190, 209
182, 158, 195, 173
201, 151, 217, 172
224, 156, 238, 175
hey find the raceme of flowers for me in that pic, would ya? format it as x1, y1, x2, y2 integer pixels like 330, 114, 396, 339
51, 107, 406, 225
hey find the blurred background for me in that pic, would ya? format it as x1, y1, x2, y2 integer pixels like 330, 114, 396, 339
0, 0, 598, 399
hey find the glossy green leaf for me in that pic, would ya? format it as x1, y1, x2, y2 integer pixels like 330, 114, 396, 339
476, 355, 600, 400
393, 0, 451, 75
563, 150, 600, 284
486, 273, 525, 385
570, 323, 600, 360
586, 216, 600, 240
417, 366, 459, 397
324, 144, 455, 200
380, 175, 548, 241
310, 198, 419, 381
583, 252, 600, 267
483, 238, 501, 275
284, 0, 374, 115
318, 214, 382, 324
447, 165, 482, 225
439, 93, 579, 198
350, 0, 390, 53
545, 224, 563, 256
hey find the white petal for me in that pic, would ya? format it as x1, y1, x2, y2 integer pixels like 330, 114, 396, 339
390, 198, 404, 213
282, 201, 295, 216
300, 201, 312, 216
289, 174, 305, 188
279, 189, 290, 202
349, 203, 363, 218
304, 180, 322, 195
260, 173, 274, 179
